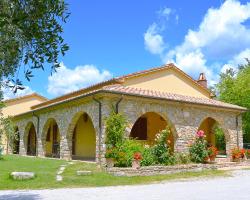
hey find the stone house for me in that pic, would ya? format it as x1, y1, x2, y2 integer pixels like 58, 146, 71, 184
0, 93, 47, 154
11, 63, 246, 164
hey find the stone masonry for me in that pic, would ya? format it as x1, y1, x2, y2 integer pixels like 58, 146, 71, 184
14, 93, 243, 165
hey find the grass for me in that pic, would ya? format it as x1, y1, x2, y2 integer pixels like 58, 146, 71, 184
0, 155, 228, 190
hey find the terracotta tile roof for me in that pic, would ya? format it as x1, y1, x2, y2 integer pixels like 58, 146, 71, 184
3, 93, 47, 104
14, 84, 246, 118
102, 85, 247, 111
31, 78, 121, 109
31, 63, 214, 110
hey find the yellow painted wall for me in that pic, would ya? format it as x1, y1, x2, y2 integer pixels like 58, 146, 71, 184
2, 97, 45, 117
145, 112, 167, 143
73, 115, 96, 158
132, 112, 174, 150
1, 94, 46, 154
123, 68, 210, 98
199, 118, 216, 146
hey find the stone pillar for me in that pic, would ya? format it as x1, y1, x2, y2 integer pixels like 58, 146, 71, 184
175, 125, 197, 153
97, 98, 112, 166
19, 139, 26, 155
97, 125, 106, 166
60, 135, 71, 160
18, 126, 26, 156
37, 136, 44, 157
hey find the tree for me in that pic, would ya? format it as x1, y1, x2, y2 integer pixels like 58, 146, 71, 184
215, 60, 250, 142
0, 0, 70, 155
0, 0, 70, 93
0, 115, 16, 154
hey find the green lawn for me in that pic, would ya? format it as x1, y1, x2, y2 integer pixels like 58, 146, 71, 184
0, 155, 228, 190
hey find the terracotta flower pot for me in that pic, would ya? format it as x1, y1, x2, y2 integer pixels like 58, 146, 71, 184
106, 158, 115, 168
209, 156, 216, 162
132, 160, 141, 169
233, 158, 241, 162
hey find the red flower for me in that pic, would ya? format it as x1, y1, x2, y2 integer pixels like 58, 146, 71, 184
231, 147, 245, 160
208, 146, 218, 159
133, 152, 142, 161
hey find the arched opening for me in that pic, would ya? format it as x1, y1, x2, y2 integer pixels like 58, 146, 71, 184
198, 117, 226, 155
12, 127, 20, 154
130, 112, 174, 150
26, 123, 37, 156
70, 112, 96, 161
44, 119, 60, 158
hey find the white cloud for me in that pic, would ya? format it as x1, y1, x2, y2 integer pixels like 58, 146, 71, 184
176, 0, 250, 59
144, 7, 179, 55
158, 7, 172, 19
145, 0, 250, 85
47, 63, 112, 96
221, 48, 250, 73
144, 23, 166, 55
2, 85, 33, 100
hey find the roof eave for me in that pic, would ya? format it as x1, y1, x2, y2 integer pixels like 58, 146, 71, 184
13, 89, 247, 120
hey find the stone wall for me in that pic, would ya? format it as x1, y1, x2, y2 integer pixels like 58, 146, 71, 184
13, 93, 243, 165
118, 96, 243, 157
106, 161, 250, 177
15, 97, 102, 162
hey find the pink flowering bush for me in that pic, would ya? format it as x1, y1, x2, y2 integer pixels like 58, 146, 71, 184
189, 130, 209, 163
196, 130, 205, 138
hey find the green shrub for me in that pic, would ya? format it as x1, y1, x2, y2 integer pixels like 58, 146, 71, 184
162, 150, 176, 165
105, 147, 117, 159
214, 126, 226, 154
115, 139, 144, 167
189, 130, 209, 163
174, 152, 191, 164
141, 147, 155, 166
151, 128, 175, 165
105, 111, 127, 148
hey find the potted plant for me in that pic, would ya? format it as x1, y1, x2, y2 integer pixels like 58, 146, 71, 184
208, 146, 218, 162
231, 147, 245, 162
105, 148, 117, 168
132, 152, 142, 169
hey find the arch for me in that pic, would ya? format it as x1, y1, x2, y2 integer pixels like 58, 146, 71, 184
129, 112, 176, 151
42, 118, 60, 158
198, 117, 229, 155
67, 112, 96, 161
12, 126, 20, 154
24, 122, 37, 156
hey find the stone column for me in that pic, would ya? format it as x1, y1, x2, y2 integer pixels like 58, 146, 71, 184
175, 124, 197, 153
60, 135, 71, 160
18, 126, 26, 155
19, 139, 26, 155
37, 136, 44, 157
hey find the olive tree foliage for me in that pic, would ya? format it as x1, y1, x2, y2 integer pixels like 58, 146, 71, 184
215, 59, 250, 142
0, 0, 70, 92
0, 116, 17, 154
0, 0, 70, 155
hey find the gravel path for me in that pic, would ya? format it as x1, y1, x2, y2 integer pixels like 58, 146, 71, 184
1, 170, 250, 200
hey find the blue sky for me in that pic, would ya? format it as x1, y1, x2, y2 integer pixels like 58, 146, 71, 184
4, 0, 250, 99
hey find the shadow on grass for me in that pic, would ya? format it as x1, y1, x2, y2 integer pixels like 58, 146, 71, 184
0, 193, 40, 200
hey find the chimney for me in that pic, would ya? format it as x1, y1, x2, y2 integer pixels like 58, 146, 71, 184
197, 73, 207, 88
